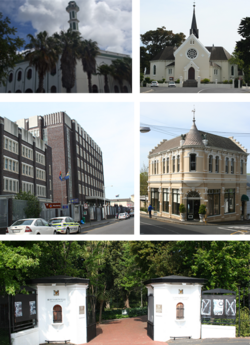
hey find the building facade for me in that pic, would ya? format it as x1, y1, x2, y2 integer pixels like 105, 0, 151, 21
0, 117, 53, 201
148, 116, 248, 222
0, 1, 131, 94
146, 5, 239, 84
16, 112, 105, 205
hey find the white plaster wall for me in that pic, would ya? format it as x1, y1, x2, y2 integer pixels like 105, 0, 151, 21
153, 283, 202, 342
37, 284, 87, 345
11, 327, 39, 345
201, 325, 236, 339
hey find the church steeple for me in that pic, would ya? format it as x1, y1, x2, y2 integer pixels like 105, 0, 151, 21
190, 3, 199, 39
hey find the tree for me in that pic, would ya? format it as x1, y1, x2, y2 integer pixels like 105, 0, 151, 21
0, 13, 24, 86
140, 27, 186, 59
228, 47, 250, 83
140, 46, 151, 74
96, 64, 111, 93
24, 31, 61, 93
140, 164, 148, 196
54, 29, 82, 93
110, 57, 132, 93
80, 39, 100, 93
236, 17, 250, 70
15, 191, 42, 218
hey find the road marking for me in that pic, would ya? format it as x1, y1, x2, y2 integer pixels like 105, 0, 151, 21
142, 89, 154, 93
198, 89, 206, 93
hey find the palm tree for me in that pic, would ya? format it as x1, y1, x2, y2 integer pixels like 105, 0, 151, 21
97, 64, 111, 93
53, 29, 82, 93
122, 57, 132, 91
80, 39, 100, 93
110, 57, 132, 93
24, 31, 61, 93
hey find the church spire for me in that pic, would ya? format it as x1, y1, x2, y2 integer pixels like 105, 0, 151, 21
190, 3, 199, 39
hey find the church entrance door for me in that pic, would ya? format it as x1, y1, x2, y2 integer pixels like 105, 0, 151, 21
188, 67, 195, 80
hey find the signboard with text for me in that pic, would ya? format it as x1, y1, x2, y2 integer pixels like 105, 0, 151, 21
45, 203, 61, 209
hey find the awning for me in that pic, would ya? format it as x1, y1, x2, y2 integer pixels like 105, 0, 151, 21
241, 194, 249, 202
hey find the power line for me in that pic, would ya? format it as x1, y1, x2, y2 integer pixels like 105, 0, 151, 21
140, 123, 250, 137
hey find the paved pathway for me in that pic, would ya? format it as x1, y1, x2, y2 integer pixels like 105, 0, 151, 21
87, 316, 165, 344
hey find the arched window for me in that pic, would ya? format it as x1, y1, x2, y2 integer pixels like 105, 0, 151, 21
176, 302, 184, 319
92, 85, 98, 93
153, 65, 156, 75
17, 71, 22, 81
36, 88, 45, 93
53, 305, 62, 323
114, 85, 119, 93
15, 90, 22, 93
51, 86, 57, 93
8, 91, 11, 93
231, 66, 234, 76
27, 69, 32, 80
25, 89, 33, 93
123, 86, 128, 93
190, 154, 196, 171
9, 73, 13, 83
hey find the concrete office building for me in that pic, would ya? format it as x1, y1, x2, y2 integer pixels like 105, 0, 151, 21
148, 113, 248, 222
0, 117, 53, 201
16, 112, 105, 206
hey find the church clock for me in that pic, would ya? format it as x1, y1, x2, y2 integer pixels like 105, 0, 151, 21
187, 48, 198, 59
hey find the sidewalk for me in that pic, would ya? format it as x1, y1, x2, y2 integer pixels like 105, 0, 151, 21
80, 218, 119, 230
140, 212, 250, 227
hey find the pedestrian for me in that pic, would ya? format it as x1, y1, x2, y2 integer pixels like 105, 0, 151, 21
148, 204, 153, 218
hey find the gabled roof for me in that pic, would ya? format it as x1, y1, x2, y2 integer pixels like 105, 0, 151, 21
174, 34, 211, 59
152, 46, 175, 61
206, 46, 232, 61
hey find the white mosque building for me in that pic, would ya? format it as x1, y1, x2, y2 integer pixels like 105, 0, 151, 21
0, 1, 131, 93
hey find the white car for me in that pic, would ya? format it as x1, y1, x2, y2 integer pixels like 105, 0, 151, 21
168, 81, 176, 87
151, 81, 159, 87
49, 217, 81, 234
118, 213, 127, 220
6, 218, 57, 235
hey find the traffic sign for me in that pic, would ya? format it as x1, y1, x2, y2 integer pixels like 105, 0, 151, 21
62, 205, 68, 209
45, 203, 61, 209
69, 198, 79, 204
84, 203, 88, 209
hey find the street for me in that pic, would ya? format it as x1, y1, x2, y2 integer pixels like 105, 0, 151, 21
82, 217, 134, 235
140, 216, 250, 235
140, 86, 249, 93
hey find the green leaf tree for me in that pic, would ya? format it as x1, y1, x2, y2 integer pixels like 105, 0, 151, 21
15, 190, 42, 218
80, 39, 100, 93
230, 47, 250, 84
236, 18, 250, 78
140, 164, 148, 196
110, 57, 132, 93
0, 13, 24, 86
97, 63, 111, 93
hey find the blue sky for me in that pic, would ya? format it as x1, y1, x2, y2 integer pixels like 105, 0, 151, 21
140, 0, 250, 54
141, 102, 250, 173
0, 102, 134, 200
0, 0, 132, 54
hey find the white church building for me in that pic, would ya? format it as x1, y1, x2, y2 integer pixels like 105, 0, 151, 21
0, 1, 131, 93
146, 5, 240, 86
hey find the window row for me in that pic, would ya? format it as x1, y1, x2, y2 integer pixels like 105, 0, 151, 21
152, 155, 245, 174
22, 182, 34, 194
36, 168, 46, 181
22, 145, 33, 160
4, 137, 19, 154
22, 163, 34, 177
8, 70, 57, 83
8, 86, 57, 93
4, 157, 19, 173
36, 185, 46, 197
3, 178, 19, 193
36, 152, 45, 165
150, 188, 236, 217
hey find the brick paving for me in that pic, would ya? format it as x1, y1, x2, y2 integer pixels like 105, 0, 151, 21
85, 315, 166, 344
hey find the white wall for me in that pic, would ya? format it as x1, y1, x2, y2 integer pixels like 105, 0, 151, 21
37, 284, 88, 345
201, 325, 236, 339
152, 283, 202, 342
11, 327, 39, 345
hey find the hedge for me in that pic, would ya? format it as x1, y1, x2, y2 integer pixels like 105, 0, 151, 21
100, 307, 147, 321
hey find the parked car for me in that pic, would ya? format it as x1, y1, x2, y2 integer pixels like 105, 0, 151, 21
118, 213, 127, 220
129, 212, 134, 217
48, 217, 81, 234
125, 212, 130, 219
151, 81, 159, 87
6, 218, 57, 235
168, 81, 176, 87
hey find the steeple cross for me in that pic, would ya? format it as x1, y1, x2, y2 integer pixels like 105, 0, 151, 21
193, 2, 195, 7
192, 107, 196, 123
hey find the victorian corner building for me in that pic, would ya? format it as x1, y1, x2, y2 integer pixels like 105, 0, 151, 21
147, 5, 241, 84
0, 1, 131, 94
148, 115, 249, 222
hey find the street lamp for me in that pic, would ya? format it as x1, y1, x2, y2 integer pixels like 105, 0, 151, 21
140, 126, 151, 133
103, 185, 113, 219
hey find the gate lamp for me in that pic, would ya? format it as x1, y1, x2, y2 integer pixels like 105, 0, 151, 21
140, 126, 151, 133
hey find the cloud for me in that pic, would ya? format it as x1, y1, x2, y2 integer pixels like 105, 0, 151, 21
15, 0, 131, 54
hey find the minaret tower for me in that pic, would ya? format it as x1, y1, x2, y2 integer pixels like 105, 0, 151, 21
190, 3, 199, 39
66, 1, 80, 32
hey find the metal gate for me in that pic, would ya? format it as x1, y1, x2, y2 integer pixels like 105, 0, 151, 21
97, 208, 101, 221
147, 294, 154, 340
86, 295, 97, 342
0, 291, 11, 345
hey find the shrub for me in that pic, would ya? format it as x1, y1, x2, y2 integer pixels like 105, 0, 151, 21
223, 80, 228, 84
175, 79, 180, 84
100, 307, 147, 322
236, 307, 250, 337
201, 78, 210, 84
144, 77, 151, 84
140, 207, 148, 212
179, 204, 186, 213
198, 204, 206, 214
229, 79, 233, 84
